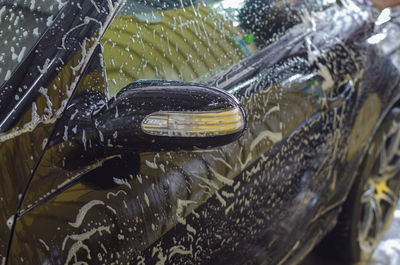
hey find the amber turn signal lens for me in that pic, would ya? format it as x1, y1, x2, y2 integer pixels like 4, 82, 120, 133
141, 107, 245, 137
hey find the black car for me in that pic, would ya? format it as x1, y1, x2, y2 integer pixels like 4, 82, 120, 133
1, 0, 400, 264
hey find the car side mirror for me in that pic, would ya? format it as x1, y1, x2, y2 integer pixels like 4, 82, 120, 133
51, 80, 246, 153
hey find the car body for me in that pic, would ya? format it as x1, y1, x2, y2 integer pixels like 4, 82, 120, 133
1, 0, 400, 264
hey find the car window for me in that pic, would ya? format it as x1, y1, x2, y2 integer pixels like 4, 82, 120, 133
101, 0, 334, 96
0, 0, 65, 88
101, 0, 256, 96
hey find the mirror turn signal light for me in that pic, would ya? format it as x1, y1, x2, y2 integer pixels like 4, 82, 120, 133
141, 107, 245, 137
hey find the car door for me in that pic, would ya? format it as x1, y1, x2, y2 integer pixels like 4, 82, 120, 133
5, 0, 395, 264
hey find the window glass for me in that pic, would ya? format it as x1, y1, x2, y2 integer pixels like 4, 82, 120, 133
101, 0, 331, 96
0, 0, 65, 87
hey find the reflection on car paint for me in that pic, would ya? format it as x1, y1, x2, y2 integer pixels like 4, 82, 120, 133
0, 0, 400, 264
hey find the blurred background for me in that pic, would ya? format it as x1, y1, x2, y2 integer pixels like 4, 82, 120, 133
301, 202, 400, 265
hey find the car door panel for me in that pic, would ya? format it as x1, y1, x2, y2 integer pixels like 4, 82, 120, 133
8, 96, 343, 265
10, 42, 346, 265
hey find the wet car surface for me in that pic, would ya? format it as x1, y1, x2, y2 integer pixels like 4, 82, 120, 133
1, 1, 400, 265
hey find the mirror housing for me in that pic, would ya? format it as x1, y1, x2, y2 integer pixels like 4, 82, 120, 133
52, 80, 246, 153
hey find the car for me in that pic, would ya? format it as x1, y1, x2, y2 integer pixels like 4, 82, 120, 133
1, 0, 400, 264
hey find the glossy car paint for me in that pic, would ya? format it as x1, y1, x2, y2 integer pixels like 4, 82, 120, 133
0, 1, 400, 265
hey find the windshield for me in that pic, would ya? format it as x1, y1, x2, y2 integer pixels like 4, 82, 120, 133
0, 0, 65, 87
